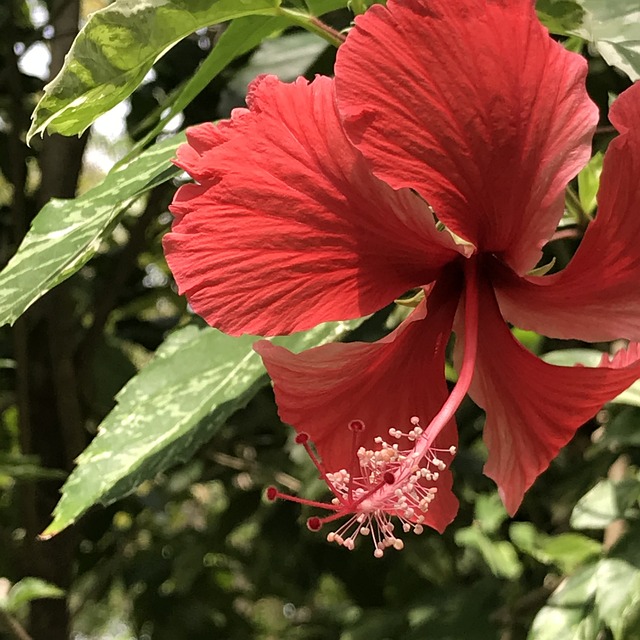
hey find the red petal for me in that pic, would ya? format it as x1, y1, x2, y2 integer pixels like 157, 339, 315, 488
164, 75, 460, 336
494, 83, 640, 342
468, 278, 640, 515
335, 0, 597, 274
255, 273, 462, 532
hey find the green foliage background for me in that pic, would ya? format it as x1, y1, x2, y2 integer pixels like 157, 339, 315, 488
1, 0, 640, 638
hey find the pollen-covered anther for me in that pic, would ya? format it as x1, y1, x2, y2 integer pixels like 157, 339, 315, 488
307, 516, 322, 531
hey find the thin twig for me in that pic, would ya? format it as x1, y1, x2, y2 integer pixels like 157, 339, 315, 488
0, 607, 34, 640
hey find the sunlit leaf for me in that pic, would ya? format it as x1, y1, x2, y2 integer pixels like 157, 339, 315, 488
42, 319, 362, 537
571, 0, 640, 81
0, 133, 183, 327
27, 0, 288, 141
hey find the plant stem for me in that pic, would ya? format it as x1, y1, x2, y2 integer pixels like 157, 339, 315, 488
565, 186, 591, 228
278, 8, 346, 47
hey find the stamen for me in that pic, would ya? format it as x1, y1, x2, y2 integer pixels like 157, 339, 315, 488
266, 419, 456, 556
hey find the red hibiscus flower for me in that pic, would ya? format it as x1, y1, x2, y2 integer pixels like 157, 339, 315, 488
164, 0, 640, 555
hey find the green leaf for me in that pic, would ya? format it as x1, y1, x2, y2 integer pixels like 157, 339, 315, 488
570, 0, 640, 81
0, 132, 183, 327
577, 151, 603, 216
28, 0, 284, 141
1, 578, 64, 615
595, 558, 640, 640
474, 492, 509, 535
543, 349, 640, 408
571, 479, 640, 530
510, 522, 602, 574
455, 525, 523, 580
528, 564, 599, 640
536, 0, 585, 35
227, 30, 329, 95
591, 523, 640, 639
306, 0, 351, 13
122, 15, 289, 165
599, 408, 640, 450
42, 319, 362, 537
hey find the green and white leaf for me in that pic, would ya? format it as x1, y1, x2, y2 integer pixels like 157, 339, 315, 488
571, 478, 640, 530
536, 0, 585, 35
27, 0, 287, 141
28, 0, 345, 142
595, 525, 640, 640
543, 349, 640, 408
0, 132, 183, 327
528, 564, 599, 640
42, 318, 362, 537
572, 0, 640, 81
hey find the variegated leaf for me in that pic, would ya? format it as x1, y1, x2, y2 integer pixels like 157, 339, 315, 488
42, 319, 362, 537
0, 133, 183, 327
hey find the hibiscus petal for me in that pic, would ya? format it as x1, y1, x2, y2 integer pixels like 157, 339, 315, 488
468, 278, 640, 515
335, 0, 597, 274
255, 273, 462, 532
164, 74, 460, 336
494, 83, 640, 342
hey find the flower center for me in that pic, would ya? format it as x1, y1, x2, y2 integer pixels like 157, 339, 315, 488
266, 418, 456, 557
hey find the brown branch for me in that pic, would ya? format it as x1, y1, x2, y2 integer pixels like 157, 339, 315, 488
0, 608, 34, 640
603, 454, 629, 552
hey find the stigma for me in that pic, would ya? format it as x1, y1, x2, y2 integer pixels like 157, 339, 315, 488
266, 417, 455, 558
